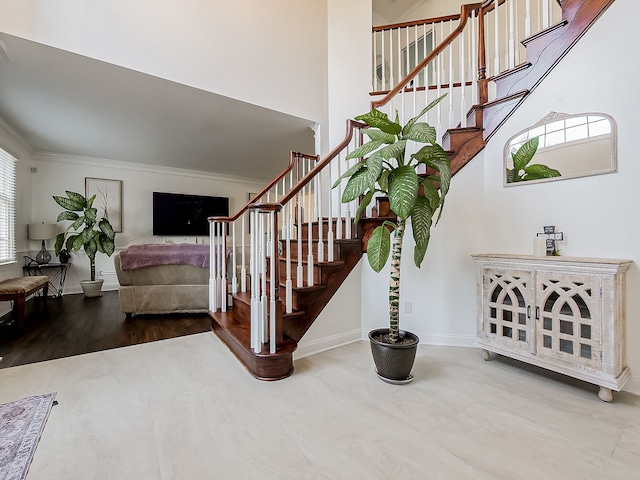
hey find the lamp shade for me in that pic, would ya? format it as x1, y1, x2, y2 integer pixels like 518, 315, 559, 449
28, 223, 58, 240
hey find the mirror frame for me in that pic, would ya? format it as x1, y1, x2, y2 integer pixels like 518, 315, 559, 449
503, 111, 617, 187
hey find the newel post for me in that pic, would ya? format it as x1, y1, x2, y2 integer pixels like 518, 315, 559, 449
477, 4, 488, 105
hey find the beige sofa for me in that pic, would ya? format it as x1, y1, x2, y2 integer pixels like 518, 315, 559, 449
114, 252, 209, 316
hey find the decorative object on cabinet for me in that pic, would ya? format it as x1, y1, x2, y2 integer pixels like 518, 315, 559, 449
53, 191, 116, 297
27, 222, 57, 264
334, 95, 451, 383
536, 225, 564, 255
472, 254, 632, 402
504, 112, 616, 187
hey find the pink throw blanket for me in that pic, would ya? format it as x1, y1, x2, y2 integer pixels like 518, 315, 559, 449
119, 243, 211, 270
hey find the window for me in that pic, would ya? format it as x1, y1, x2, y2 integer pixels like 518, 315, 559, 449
0, 146, 16, 265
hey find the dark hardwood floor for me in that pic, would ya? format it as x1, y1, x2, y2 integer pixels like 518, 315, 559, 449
0, 291, 212, 369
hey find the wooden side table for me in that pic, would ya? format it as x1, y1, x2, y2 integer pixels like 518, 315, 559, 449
23, 261, 69, 298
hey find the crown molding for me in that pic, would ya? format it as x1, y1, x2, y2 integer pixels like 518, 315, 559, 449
31, 152, 269, 185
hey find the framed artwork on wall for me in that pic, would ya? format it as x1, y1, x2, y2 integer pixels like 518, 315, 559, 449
85, 177, 123, 233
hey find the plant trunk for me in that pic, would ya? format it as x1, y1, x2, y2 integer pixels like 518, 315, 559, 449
389, 218, 405, 343
90, 259, 96, 281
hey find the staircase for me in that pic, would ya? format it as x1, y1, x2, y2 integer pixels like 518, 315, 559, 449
209, 0, 616, 380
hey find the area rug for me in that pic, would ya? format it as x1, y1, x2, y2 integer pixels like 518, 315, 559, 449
0, 393, 56, 480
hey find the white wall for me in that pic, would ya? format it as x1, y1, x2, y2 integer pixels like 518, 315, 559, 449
29, 153, 266, 294
0, 0, 329, 125
361, 0, 640, 394
299, 0, 372, 353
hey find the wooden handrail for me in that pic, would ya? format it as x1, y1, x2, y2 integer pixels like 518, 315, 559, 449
372, 13, 461, 32
209, 151, 317, 223
371, 2, 483, 110
262, 119, 367, 209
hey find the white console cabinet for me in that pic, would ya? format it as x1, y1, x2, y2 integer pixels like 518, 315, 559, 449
472, 254, 632, 401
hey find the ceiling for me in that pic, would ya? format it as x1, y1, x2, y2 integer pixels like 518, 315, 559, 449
0, 32, 316, 181
372, 0, 427, 23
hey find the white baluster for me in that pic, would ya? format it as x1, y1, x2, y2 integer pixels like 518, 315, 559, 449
448, 20, 455, 129
260, 212, 267, 346
494, 0, 501, 76
525, 0, 532, 37
471, 9, 478, 106
285, 198, 293, 314
241, 213, 246, 293
381, 29, 386, 90
221, 223, 227, 312
542, 0, 550, 29
269, 211, 276, 354
336, 152, 343, 241
327, 153, 335, 262
250, 210, 259, 351
509, 0, 516, 69
316, 167, 324, 263
437, 23, 443, 140
460, 15, 467, 128
307, 159, 314, 287
209, 220, 215, 312
373, 30, 377, 91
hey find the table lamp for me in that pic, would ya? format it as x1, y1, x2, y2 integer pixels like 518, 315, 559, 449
28, 223, 58, 264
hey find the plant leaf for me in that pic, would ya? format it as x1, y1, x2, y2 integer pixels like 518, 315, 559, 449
366, 152, 383, 187
54, 233, 65, 256
378, 170, 390, 193
524, 163, 561, 180
56, 211, 79, 222
420, 179, 440, 211
402, 93, 447, 134
332, 161, 365, 188
354, 191, 375, 221
342, 168, 371, 202
363, 129, 396, 143
84, 237, 97, 260
388, 166, 419, 220
506, 168, 517, 183
85, 207, 97, 223
414, 144, 452, 202
411, 196, 433, 253
345, 140, 384, 160
403, 122, 437, 144
98, 219, 116, 240
86, 194, 96, 209
414, 238, 430, 268
512, 136, 539, 171
97, 234, 115, 256
355, 109, 402, 135
379, 140, 407, 161
366, 225, 391, 273
53, 194, 85, 212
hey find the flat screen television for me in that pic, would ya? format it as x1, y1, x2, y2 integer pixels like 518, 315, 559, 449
152, 192, 229, 236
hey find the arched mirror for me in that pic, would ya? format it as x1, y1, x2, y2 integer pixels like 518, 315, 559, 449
504, 112, 617, 186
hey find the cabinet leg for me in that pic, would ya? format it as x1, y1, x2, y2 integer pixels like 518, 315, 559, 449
598, 387, 613, 402
481, 349, 492, 361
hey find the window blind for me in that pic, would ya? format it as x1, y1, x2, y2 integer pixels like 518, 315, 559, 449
0, 147, 16, 265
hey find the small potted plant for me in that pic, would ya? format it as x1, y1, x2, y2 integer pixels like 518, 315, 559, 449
53, 191, 116, 297
335, 94, 451, 383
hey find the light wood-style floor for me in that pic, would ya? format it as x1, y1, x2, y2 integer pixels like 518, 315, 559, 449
1, 331, 639, 479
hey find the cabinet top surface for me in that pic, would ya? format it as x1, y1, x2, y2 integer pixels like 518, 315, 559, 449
471, 253, 633, 268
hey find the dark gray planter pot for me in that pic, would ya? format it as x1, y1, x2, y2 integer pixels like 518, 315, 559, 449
369, 328, 419, 383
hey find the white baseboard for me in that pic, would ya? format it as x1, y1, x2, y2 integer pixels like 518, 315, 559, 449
294, 329, 361, 359
414, 332, 477, 347
623, 376, 640, 396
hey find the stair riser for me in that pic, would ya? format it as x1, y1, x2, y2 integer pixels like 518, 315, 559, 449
284, 240, 344, 262
271, 260, 321, 285
298, 219, 350, 240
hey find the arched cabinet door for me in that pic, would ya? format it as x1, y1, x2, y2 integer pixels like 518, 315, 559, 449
472, 254, 631, 402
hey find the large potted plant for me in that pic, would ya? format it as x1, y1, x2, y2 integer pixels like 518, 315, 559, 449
336, 95, 451, 383
53, 191, 116, 297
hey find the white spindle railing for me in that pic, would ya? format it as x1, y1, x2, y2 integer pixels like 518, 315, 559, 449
372, 0, 563, 130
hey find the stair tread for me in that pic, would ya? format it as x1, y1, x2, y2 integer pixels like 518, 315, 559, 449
211, 310, 297, 356
231, 290, 307, 316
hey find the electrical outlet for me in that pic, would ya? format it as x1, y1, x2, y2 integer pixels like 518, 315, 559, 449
404, 302, 412, 314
